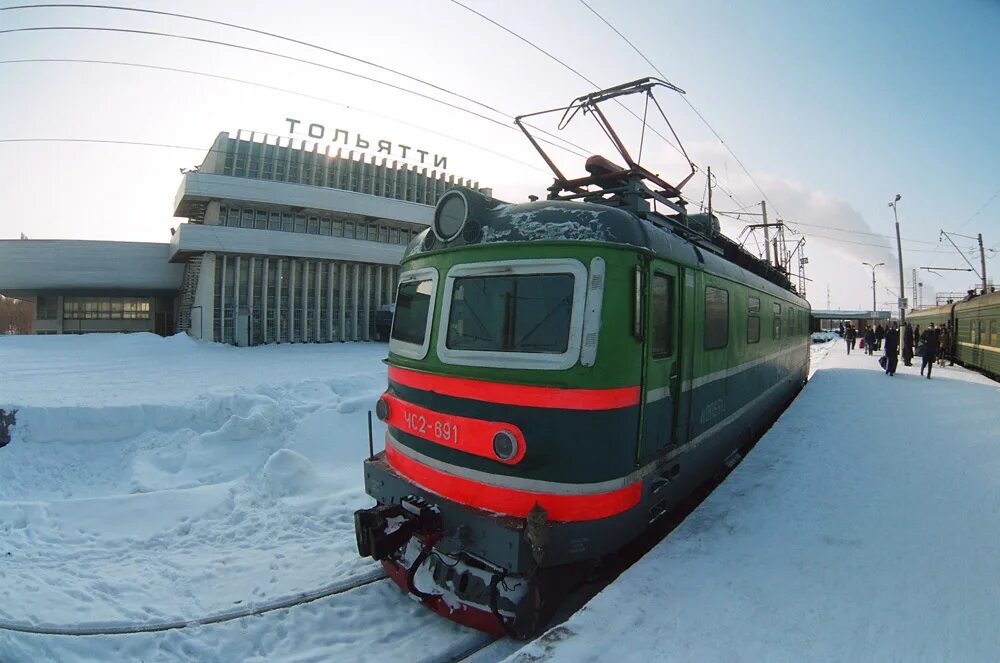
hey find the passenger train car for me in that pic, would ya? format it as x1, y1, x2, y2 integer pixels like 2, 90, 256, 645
909, 290, 1000, 379
354, 79, 811, 636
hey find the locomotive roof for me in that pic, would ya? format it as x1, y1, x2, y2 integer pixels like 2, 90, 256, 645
405, 195, 808, 306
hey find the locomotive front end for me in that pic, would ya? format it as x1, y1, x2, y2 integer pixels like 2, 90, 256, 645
353, 188, 647, 636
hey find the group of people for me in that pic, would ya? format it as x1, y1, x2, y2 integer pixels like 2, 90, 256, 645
841, 321, 954, 379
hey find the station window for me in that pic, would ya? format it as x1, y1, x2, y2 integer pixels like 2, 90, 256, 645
773, 303, 782, 339
36, 296, 59, 320
704, 286, 729, 350
63, 297, 151, 320
747, 296, 761, 344
333, 219, 344, 237
651, 273, 674, 357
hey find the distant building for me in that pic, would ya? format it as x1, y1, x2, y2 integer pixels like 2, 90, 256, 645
0, 130, 487, 343
0, 240, 182, 335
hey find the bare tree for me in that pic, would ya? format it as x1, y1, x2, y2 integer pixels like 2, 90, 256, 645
0, 295, 33, 334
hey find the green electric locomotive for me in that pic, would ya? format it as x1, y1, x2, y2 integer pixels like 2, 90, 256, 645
354, 79, 811, 636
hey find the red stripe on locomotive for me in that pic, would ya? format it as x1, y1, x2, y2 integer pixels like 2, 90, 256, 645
388, 366, 640, 411
385, 438, 642, 522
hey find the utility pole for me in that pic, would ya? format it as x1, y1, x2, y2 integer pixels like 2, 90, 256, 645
707, 166, 713, 220
978, 233, 987, 294
761, 201, 771, 265
889, 194, 906, 323
863, 262, 884, 326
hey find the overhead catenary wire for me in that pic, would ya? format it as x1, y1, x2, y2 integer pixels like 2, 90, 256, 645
0, 4, 519, 136
0, 3, 596, 160
446, 0, 687, 156
956, 184, 1000, 231
0, 58, 549, 173
0, 22, 592, 161
447, 0, 749, 213
577, 0, 775, 217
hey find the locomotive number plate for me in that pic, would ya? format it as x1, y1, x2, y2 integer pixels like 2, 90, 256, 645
399, 403, 461, 447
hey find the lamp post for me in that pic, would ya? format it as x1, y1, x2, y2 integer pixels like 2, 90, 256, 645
889, 194, 906, 323
862, 261, 884, 327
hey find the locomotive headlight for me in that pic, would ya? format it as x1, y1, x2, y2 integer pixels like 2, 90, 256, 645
492, 430, 518, 462
375, 397, 390, 422
432, 190, 469, 242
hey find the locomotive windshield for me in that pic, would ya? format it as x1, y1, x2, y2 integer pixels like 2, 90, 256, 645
445, 274, 574, 353
391, 278, 435, 345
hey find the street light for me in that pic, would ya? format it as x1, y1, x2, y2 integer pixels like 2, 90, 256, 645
862, 261, 884, 326
889, 194, 906, 324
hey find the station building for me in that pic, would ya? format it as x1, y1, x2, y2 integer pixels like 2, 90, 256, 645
0, 130, 487, 344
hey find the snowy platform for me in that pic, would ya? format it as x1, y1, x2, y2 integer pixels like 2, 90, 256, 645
511, 343, 1000, 662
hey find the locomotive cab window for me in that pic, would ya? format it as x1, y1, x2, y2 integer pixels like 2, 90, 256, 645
438, 259, 589, 370
389, 268, 438, 359
704, 286, 729, 350
446, 274, 573, 353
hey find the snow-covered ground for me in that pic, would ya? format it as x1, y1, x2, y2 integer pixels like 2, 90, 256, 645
3, 333, 997, 661
0, 334, 489, 661
510, 343, 1000, 662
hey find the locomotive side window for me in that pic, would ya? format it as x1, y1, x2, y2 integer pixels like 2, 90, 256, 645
446, 274, 574, 353
773, 303, 782, 339
651, 274, 674, 357
389, 268, 439, 359
704, 286, 729, 350
747, 296, 761, 344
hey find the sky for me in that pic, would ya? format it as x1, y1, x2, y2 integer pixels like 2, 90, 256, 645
1, 0, 998, 311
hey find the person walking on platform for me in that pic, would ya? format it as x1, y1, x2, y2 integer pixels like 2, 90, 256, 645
845, 324, 857, 354
875, 323, 885, 351
883, 321, 900, 376
902, 322, 914, 366
864, 326, 876, 356
938, 324, 953, 367
920, 323, 940, 378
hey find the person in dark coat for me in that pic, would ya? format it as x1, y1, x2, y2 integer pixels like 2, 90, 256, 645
883, 321, 900, 376
902, 323, 914, 366
920, 323, 939, 378
938, 325, 953, 367
845, 324, 857, 354
864, 326, 876, 355
875, 323, 885, 351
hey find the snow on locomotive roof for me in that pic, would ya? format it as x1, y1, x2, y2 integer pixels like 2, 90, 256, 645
404, 192, 806, 306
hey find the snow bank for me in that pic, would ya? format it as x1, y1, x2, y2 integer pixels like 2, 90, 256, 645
510, 347, 1000, 661
0, 335, 391, 635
